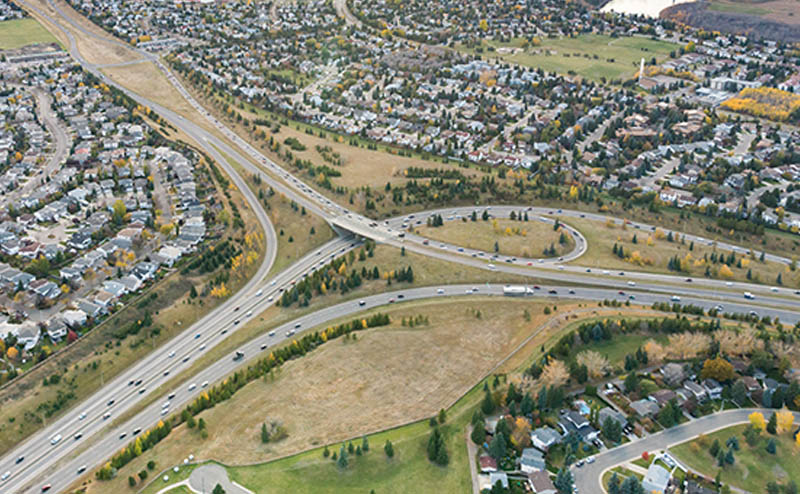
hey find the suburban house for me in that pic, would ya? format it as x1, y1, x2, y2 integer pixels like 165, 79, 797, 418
478, 455, 497, 473
702, 379, 723, 400
530, 426, 562, 452
650, 389, 677, 407
61, 309, 87, 328
683, 380, 707, 402
45, 317, 67, 342
661, 363, 686, 387
558, 411, 598, 442
528, 470, 557, 494
630, 399, 660, 417
16, 324, 40, 351
739, 376, 761, 396
519, 447, 546, 473
598, 407, 628, 430
489, 472, 509, 490
642, 463, 671, 494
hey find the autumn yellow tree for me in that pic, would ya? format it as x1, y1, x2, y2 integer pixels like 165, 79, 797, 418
776, 409, 794, 434
643, 339, 666, 363
700, 357, 735, 382
749, 411, 766, 431
510, 416, 532, 452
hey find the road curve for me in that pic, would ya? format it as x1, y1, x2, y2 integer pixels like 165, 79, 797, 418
577, 408, 800, 494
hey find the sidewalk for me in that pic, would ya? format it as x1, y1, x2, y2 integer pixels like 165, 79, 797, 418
466, 425, 481, 494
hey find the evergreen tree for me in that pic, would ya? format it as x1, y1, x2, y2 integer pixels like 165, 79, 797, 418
607, 472, 621, 494
709, 438, 720, 457
260, 423, 269, 443
488, 432, 507, 462
471, 421, 486, 445
767, 412, 778, 434
481, 388, 496, 414
384, 440, 394, 458
337, 446, 349, 469
620, 475, 645, 494
554, 468, 574, 494
766, 438, 777, 454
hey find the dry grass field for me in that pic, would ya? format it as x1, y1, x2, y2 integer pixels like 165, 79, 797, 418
564, 216, 795, 286
76, 298, 585, 494
23, 0, 139, 65
416, 218, 575, 258
101, 62, 200, 123
709, 0, 800, 25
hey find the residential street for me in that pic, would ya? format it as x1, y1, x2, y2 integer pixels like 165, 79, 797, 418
575, 408, 800, 493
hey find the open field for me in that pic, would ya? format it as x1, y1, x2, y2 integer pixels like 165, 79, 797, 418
708, 0, 800, 25
102, 62, 200, 125
98, 242, 545, 436
709, 0, 770, 15
415, 218, 575, 258
22, 0, 139, 65
80, 298, 584, 493
0, 18, 58, 49
197, 88, 489, 190
562, 216, 796, 286
670, 424, 800, 492
459, 34, 677, 82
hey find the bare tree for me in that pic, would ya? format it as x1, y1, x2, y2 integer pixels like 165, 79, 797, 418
576, 350, 610, 379
539, 359, 569, 388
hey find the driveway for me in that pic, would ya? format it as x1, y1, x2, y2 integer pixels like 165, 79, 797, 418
188, 463, 254, 494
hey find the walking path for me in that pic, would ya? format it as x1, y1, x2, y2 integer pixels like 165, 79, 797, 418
466, 425, 481, 494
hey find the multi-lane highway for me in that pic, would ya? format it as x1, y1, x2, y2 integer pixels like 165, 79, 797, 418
0, 235, 358, 493
13, 281, 800, 493
6, 2, 800, 493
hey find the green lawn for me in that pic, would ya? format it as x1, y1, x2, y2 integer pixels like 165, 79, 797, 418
0, 18, 58, 50
576, 333, 663, 368
228, 419, 470, 494
670, 424, 800, 492
222, 384, 485, 493
460, 34, 677, 82
708, 1, 769, 15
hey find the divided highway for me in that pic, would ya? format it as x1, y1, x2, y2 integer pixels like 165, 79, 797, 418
16, 284, 800, 493
7, 2, 800, 493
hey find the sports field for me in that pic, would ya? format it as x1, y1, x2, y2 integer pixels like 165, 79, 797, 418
0, 18, 58, 50
462, 34, 677, 82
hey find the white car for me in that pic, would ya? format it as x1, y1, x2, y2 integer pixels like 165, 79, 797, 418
437, 288, 444, 294
78, 412, 87, 421
1, 471, 9, 481
168, 350, 176, 358
256, 289, 263, 297
202, 381, 209, 388
188, 383, 197, 391
50, 434, 62, 445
